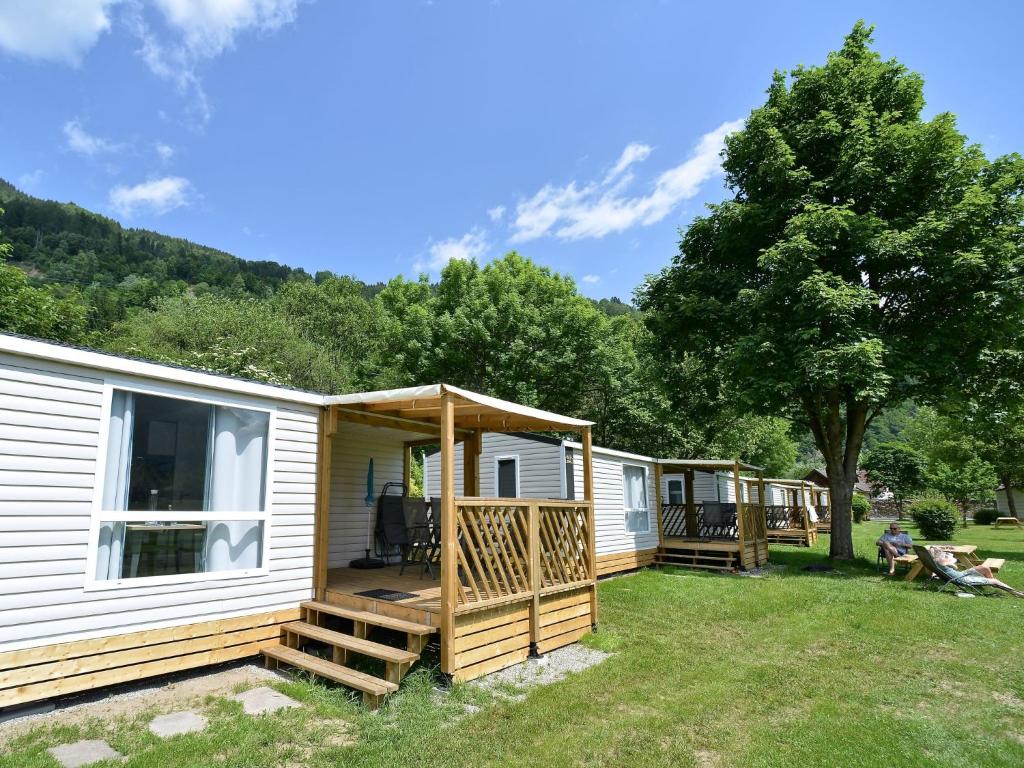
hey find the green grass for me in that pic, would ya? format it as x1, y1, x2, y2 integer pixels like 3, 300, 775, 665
3, 522, 1023, 768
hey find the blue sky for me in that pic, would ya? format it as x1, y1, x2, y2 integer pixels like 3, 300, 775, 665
1, 1, 1022, 299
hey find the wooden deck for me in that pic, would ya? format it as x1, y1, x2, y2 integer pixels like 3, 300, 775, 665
325, 566, 443, 626
657, 536, 768, 571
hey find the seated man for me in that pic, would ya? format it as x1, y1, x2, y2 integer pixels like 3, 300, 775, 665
929, 547, 1024, 597
877, 523, 913, 576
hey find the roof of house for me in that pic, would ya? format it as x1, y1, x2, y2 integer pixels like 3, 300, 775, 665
657, 458, 764, 473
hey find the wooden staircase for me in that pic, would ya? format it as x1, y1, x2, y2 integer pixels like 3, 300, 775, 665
261, 600, 437, 709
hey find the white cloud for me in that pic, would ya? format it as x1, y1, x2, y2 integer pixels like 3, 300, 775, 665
109, 175, 192, 216
581, 274, 601, 284
510, 119, 743, 243
63, 120, 123, 156
487, 205, 505, 222
604, 142, 652, 183
415, 229, 488, 273
0, 0, 120, 64
17, 169, 44, 190
131, 0, 302, 124
155, 142, 175, 161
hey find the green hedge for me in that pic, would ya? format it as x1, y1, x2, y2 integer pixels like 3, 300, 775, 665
851, 493, 871, 523
973, 508, 999, 526
910, 496, 958, 540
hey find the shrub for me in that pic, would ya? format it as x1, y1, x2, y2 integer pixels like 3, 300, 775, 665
851, 493, 871, 523
910, 496, 958, 540
973, 507, 999, 526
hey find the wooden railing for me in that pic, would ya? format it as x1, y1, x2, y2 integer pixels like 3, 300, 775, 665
452, 499, 593, 612
816, 505, 831, 523
741, 502, 767, 541
661, 503, 739, 540
765, 505, 810, 530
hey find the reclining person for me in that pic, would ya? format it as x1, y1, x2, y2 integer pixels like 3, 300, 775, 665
929, 547, 1024, 598
877, 523, 913, 576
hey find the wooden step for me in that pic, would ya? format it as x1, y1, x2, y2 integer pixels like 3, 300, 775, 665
302, 601, 436, 636
283, 621, 418, 664
262, 644, 397, 709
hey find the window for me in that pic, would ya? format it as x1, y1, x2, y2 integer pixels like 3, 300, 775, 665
564, 447, 575, 500
496, 456, 519, 498
93, 389, 270, 584
667, 479, 684, 506
623, 464, 650, 533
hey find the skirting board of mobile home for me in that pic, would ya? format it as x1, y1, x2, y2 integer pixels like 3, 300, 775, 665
595, 548, 658, 577
450, 585, 593, 681
0, 608, 300, 709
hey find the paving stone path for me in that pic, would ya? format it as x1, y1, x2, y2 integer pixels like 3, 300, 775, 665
148, 710, 208, 738
47, 739, 122, 768
230, 686, 301, 715
45, 688, 301, 765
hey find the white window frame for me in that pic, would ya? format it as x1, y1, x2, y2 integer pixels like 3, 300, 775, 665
84, 377, 277, 591
622, 462, 651, 534
493, 455, 520, 498
667, 478, 684, 506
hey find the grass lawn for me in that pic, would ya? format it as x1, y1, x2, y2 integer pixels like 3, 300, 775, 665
3, 521, 1023, 768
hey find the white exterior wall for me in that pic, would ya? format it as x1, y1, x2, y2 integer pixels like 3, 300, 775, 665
996, 488, 1024, 516
570, 449, 660, 556
0, 350, 317, 653
423, 433, 564, 500
327, 422, 409, 567
660, 471, 724, 504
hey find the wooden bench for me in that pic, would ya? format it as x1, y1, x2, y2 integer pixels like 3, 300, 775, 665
980, 558, 1005, 573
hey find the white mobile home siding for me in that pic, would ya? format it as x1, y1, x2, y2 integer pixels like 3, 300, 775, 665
571, 450, 660, 556
996, 488, 1024, 516
423, 433, 564, 499
0, 350, 317, 654
327, 422, 408, 567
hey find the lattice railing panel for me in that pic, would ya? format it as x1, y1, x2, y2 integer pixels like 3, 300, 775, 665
661, 503, 738, 539
538, 504, 592, 587
765, 505, 804, 530
455, 503, 530, 605
741, 504, 767, 540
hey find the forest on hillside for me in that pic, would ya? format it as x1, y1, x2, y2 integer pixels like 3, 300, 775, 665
0, 179, 989, 496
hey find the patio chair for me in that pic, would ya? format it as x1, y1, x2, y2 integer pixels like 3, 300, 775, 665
702, 501, 730, 537
374, 482, 409, 565
912, 545, 999, 597
400, 497, 440, 578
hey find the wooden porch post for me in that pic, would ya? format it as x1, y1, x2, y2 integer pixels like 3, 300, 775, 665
440, 393, 457, 675
684, 470, 697, 538
581, 426, 597, 628
313, 406, 335, 601
733, 462, 747, 569
757, 470, 767, 565
654, 463, 664, 546
464, 429, 481, 497
402, 443, 412, 493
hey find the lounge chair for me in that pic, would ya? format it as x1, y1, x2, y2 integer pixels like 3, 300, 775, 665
400, 497, 439, 578
374, 482, 409, 565
912, 545, 999, 597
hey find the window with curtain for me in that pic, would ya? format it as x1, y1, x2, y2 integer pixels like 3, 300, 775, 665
623, 464, 650, 533
667, 479, 684, 505
94, 390, 270, 582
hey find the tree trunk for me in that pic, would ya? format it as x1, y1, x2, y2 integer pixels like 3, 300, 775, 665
1001, 475, 1018, 519
804, 394, 868, 560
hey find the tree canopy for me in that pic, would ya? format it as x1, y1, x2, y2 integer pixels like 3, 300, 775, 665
639, 22, 1024, 556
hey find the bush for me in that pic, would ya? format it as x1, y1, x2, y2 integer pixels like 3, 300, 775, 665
851, 494, 871, 523
910, 496, 958, 540
973, 507, 999, 526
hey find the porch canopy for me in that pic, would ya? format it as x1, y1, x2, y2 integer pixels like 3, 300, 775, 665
653, 457, 767, 547
323, 384, 597, 673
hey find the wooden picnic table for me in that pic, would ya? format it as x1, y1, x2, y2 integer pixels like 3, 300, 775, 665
903, 545, 982, 581
994, 517, 1022, 529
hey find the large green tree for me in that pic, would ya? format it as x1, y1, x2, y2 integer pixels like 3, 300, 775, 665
639, 22, 1024, 557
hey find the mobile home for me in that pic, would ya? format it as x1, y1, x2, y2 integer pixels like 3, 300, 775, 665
424, 433, 660, 576
0, 335, 597, 710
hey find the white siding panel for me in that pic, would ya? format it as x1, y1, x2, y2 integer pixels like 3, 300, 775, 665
423, 433, 564, 500
576, 453, 659, 556
0, 354, 318, 653
327, 423, 407, 568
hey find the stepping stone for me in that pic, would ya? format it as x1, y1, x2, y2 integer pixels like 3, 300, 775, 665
47, 739, 122, 768
149, 710, 208, 737
230, 686, 300, 715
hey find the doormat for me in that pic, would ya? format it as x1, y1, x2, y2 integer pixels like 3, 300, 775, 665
354, 588, 418, 602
